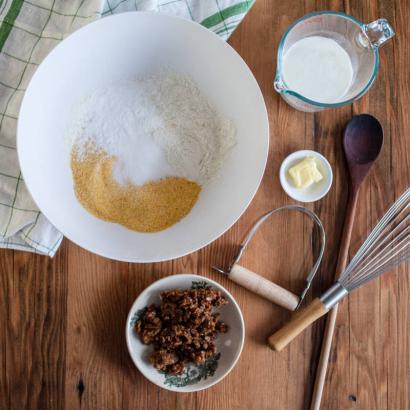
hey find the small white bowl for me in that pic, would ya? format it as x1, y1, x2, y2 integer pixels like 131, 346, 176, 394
126, 273, 245, 392
279, 150, 333, 203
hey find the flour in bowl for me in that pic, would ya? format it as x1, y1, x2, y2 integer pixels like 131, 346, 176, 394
69, 72, 236, 232
71, 72, 236, 186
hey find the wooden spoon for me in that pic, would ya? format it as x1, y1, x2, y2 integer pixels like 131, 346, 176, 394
310, 114, 383, 410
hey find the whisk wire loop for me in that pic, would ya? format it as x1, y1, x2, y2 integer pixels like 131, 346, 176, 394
338, 188, 409, 291
342, 192, 408, 276
345, 222, 409, 284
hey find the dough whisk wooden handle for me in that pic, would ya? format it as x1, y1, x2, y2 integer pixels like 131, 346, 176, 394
229, 264, 299, 311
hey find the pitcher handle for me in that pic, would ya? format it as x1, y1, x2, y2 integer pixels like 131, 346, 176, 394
361, 19, 395, 49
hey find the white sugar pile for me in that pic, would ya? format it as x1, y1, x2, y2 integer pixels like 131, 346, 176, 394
70, 72, 236, 186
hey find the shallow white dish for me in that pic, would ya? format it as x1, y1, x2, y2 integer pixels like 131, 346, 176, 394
126, 273, 245, 392
279, 150, 333, 202
17, 12, 269, 262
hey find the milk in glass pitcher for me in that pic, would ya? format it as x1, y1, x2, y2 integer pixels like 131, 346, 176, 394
274, 11, 395, 112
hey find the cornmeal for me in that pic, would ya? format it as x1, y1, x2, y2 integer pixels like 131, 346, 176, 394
71, 147, 201, 233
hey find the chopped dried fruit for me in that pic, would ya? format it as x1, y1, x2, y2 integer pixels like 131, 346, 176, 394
135, 286, 229, 374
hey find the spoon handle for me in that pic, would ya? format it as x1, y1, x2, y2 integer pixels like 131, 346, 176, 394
310, 189, 359, 410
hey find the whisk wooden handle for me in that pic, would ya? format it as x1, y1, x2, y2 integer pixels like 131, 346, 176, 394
267, 298, 329, 351
229, 264, 299, 311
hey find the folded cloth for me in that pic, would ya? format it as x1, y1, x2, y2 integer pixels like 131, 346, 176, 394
102, 0, 255, 40
0, 0, 254, 256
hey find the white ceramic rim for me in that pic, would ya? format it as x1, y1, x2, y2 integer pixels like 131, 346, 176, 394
125, 273, 245, 392
279, 149, 333, 203
17, 12, 269, 263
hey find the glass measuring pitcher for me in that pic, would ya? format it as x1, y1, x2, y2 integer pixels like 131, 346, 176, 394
274, 11, 395, 112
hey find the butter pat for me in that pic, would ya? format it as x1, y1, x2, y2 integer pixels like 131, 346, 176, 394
288, 156, 323, 189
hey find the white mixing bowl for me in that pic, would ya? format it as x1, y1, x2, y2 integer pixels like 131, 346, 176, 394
18, 12, 269, 262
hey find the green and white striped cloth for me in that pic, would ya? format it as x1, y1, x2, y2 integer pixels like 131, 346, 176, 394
0, 0, 254, 256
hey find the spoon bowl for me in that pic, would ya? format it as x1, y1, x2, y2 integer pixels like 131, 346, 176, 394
343, 114, 384, 186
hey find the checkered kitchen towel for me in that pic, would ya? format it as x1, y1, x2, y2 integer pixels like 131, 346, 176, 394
0, 0, 254, 256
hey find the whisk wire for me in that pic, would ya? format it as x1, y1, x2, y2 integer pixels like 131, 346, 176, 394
343, 192, 409, 276
340, 188, 410, 290
348, 230, 410, 288
345, 221, 410, 285
352, 251, 410, 289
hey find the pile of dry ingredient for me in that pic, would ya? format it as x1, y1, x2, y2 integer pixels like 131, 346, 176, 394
71, 149, 201, 232
70, 72, 236, 232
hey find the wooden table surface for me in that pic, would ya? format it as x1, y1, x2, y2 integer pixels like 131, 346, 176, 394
1, 1, 409, 409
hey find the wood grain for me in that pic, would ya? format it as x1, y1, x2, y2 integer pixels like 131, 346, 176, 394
1, 245, 68, 409
1, 0, 409, 409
